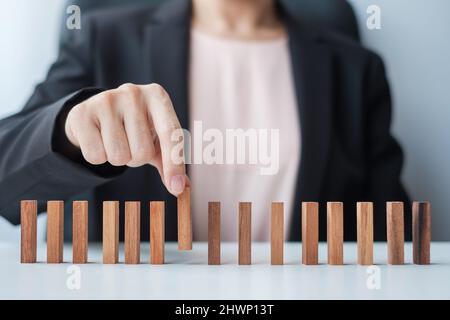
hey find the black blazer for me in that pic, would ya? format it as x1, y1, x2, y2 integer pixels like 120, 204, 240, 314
0, 0, 410, 241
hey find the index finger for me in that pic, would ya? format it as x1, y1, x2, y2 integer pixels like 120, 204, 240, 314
139, 83, 187, 196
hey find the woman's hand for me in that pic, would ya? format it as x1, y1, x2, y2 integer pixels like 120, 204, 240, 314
65, 83, 187, 196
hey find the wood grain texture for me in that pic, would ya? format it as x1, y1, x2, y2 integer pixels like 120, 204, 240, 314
327, 202, 343, 265
125, 202, 141, 264
271, 202, 284, 265
20, 200, 37, 263
47, 201, 64, 263
413, 201, 431, 265
238, 202, 252, 265
386, 202, 404, 265
72, 201, 88, 264
208, 202, 221, 265
302, 202, 319, 265
177, 186, 192, 250
357, 202, 374, 265
102, 201, 119, 264
150, 201, 165, 265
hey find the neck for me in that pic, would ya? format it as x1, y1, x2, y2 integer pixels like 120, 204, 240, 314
191, 0, 284, 40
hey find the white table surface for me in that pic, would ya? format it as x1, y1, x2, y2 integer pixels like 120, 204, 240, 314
1, 242, 449, 300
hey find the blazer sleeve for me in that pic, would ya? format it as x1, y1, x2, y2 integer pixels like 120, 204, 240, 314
364, 53, 411, 240
0, 15, 125, 224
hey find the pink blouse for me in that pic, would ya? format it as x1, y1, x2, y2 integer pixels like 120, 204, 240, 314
188, 28, 301, 241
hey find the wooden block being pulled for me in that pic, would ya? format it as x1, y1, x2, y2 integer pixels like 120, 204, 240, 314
177, 186, 192, 250
238, 202, 252, 265
150, 201, 165, 265
327, 202, 344, 265
386, 201, 404, 265
413, 201, 431, 265
125, 201, 141, 264
47, 201, 64, 264
357, 202, 373, 265
208, 202, 221, 265
72, 201, 88, 264
271, 202, 284, 265
302, 202, 319, 265
103, 201, 119, 264
21, 200, 37, 263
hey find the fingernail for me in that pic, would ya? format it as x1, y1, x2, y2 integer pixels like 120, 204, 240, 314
170, 175, 185, 195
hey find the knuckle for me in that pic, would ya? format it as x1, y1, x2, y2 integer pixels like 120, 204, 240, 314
97, 91, 114, 105
121, 83, 141, 98
120, 84, 145, 112
147, 83, 168, 99
69, 103, 87, 121
95, 92, 119, 117
67, 105, 92, 132
119, 82, 136, 90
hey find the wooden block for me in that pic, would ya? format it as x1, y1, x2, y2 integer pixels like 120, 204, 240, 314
103, 201, 119, 264
238, 202, 252, 265
386, 202, 404, 265
21, 200, 37, 263
327, 202, 344, 265
208, 202, 221, 265
150, 201, 165, 265
125, 201, 141, 264
47, 201, 64, 264
302, 202, 319, 265
72, 201, 88, 264
413, 201, 431, 265
177, 186, 192, 250
357, 202, 374, 265
271, 202, 284, 265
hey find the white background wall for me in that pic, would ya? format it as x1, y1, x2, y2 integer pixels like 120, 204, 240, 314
0, 0, 64, 117
0, 0, 449, 240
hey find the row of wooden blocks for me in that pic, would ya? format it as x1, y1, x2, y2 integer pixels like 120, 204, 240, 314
20, 193, 431, 265
210, 201, 431, 265
20, 187, 193, 264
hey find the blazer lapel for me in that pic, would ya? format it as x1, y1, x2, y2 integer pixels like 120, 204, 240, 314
283, 11, 334, 240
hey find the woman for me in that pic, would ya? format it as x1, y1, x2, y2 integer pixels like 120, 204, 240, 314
0, 0, 409, 242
